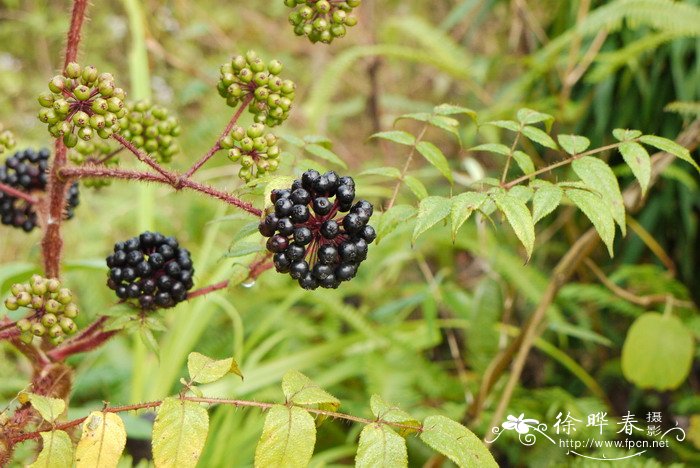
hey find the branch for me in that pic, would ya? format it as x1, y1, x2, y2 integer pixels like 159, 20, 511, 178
386, 123, 429, 210
64, 0, 89, 67
186, 280, 229, 300
47, 329, 118, 362
111, 134, 176, 182
184, 95, 254, 179
0, 183, 39, 204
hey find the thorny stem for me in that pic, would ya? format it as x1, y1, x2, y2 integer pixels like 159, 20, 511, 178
111, 133, 176, 183
9, 395, 423, 445
184, 95, 254, 179
386, 123, 429, 210
0, 182, 39, 204
186, 258, 273, 300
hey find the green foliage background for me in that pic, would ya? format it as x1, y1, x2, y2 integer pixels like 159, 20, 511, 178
1, 0, 699, 465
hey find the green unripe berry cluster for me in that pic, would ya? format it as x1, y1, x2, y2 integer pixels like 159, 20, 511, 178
220, 123, 282, 182
285, 0, 361, 44
37, 62, 127, 148
4, 275, 79, 345
119, 100, 181, 163
0, 123, 16, 156
217, 51, 296, 127
69, 140, 118, 189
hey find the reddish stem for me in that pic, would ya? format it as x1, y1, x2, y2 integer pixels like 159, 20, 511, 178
186, 280, 229, 300
47, 329, 118, 361
41, 141, 70, 279
64, 0, 89, 67
0, 327, 20, 341
0, 183, 39, 204
184, 95, 254, 179
111, 134, 176, 182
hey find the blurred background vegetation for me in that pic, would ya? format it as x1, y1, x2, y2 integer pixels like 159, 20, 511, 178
1, 0, 699, 465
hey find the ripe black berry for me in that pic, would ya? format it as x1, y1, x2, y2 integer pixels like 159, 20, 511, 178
106, 232, 194, 310
0, 148, 79, 232
259, 170, 374, 289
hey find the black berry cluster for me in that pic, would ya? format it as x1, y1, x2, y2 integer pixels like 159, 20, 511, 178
220, 123, 281, 182
0, 122, 15, 156
119, 100, 181, 163
286, 0, 360, 44
259, 170, 375, 290
4, 275, 79, 345
217, 51, 296, 127
37, 62, 127, 147
0, 149, 80, 232
106, 232, 195, 310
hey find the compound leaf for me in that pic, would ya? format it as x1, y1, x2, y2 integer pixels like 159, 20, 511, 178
254, 405, 316, 468
188, 352, 242, 384
492, 191, 535, 259
370, 131, 415, 146
282, 370, 340, 412
29, 430, 73, 468
75, 412, 127, 468
376, 204, 416, 242
420, 415, 497, 468
640, 135, 699, 172
416, 141, 453, 183
152, 397, 209, 468
24, 393, 65, 423
355, 424, 408, 468
532, 183, 562, 224
572, 156, 625, 235
413, 196, 452, 243
450, 192, 488, 240
557, 134, 591, 155
516, 108, 554, 131
521, 125, 558, 149
369, 395, 421, 436
305, 144, 348, 169
619, 141, 651, 195
565, 188, 615, 256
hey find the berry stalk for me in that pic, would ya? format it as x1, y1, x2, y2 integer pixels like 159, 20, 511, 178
0, 182, 38, 205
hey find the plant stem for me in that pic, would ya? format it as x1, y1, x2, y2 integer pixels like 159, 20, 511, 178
64, 0, 89, 66
111, 134, 176, 182
184, 95, 254, 179
0, 183, 38, 204
186, 280, 229, 300
500, 129, 521, 184
386, 123, 429, 210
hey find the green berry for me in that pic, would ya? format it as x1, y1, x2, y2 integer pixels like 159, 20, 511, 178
46, 279, 61, 293
41, 313, 58, 328
31, 322, 46, 336
4, 297, 18, 311
63, 303, 79, 319
16, 292, 31, 307
59, 317, 77, 335
30, 295, 44, 310
17, 319, 32, 332
65, 62, 82, 79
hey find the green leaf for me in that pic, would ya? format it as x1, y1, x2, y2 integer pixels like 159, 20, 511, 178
305, 144, 348, 169
512, 150, 535, 175
516, 108, 554, 131
612, 128, 642, 141
360, 167, 402, 179
230, 221, 261, 245
376, 205, 416, 242
508, 185, 533, 204
370, 131, 415, 146
369, 395, 421, 436
469, 143, 510, 155
355, 424, 408, 468
622, 313, 694, 390
226, 242, 264, 258
640, 135, 699, 172
404, 175, 428, 200
75, 412, 127, 468
29, 431, 73, 468
420, 415, 497, 468
619, 142, 651, 195
427, 115, 460, 140
532, 183, 562, 224
303, 135, 333, 147
492, 192, 535, 259
254, 405, 316, 468
484, 120, 520, 132
521, 125, 558, 149
565, 188, 616, 256
25, 393, 65, 423
557, 134, 591, 155
416, 141, 453, 183
282, 370, 340, 412
433, 104, 477, 121
396, 112, 432, 123
279, 134, 305, 147
152, 397, 209, 468
450, 192, 488, 240
412, 196, 452, 243
188, 352, 243, 384
572, 156, 626, 234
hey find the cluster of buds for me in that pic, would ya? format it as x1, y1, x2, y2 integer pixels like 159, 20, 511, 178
0, 123, 15, 156
4, 275, 79, 345
220, 123, 281, 182
119, 100, 181, 163
37, 62, 127, 147
285, 0, 361, 44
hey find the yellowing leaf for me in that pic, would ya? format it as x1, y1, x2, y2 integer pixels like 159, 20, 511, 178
420, 415, 498, 468
369, 395, 421, 436
282, 370, 340, 412
355, 424, 408, 468
557, 134, 591, 155
152, 397, 209, 468
412, 196, 452, 243
187, 352, 243, 384
572, 156, 626, 235
75, 412, 127, 468
29, 431, 73, 468
619, 141, 651, 195
25, 393, 65, 423
254, 405, 316, 468
416, 141, 453, 183
565, 188, 616, 256
492, 191, 535, 259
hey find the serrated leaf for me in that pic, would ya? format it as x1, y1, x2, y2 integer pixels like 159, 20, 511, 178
231, 221, 261, 244
565, 188, 615, 256
433, 104, 476, 121
305, 144, 347, 169
188, 352, 242, 384
369, 395, 421, 436
612, 128, 642, 141
360, 167, 402, 179
420, 415, 498, 468
255, 405, 316, 468
75, 412, 127, 468
640, 135, 699, 172
469, 143, 510, 155
412, 196, 452, 243
516, 108, 554, 131
521, 126, 558, 149
512, 150, 535, 174
25, 393, 65, 423
492, 192, 535, 259
376, 205, 416, 242
450, 192, 488, 240
140, 327, 159, 356
557, 134, 591, 155
152, 397, 209, 468
282, 370, 340, 412
226, 242, 263, 258
264, 176, 297, 209
622, 313, 694, 390
484, 120, 520, 132
508, 185, 533, 203
355, 424, 408, 468
428, 115, 460, 140
29, 430, 73, 468
619, 142, 651, 195
396, 112, 432, 124
103, 314, 138, 332
416, 141, 453, 183
370, 131, 415, 146
404, 175, 428, 200
572, 156, 626, 234
532, 183, 562, 224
